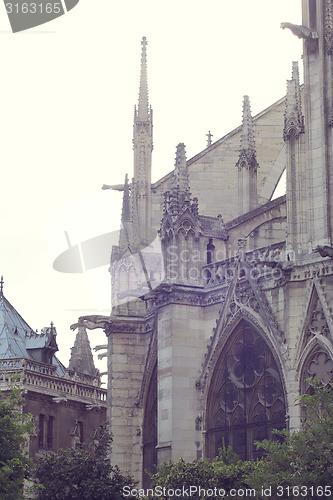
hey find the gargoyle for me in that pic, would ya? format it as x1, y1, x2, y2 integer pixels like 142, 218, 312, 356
70, 315, 111, 331
280, 22, 318, 40
94, 344, 108, 352
314, 245, 333, 258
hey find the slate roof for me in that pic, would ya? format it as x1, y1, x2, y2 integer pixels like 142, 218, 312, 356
0, 287, 66, 377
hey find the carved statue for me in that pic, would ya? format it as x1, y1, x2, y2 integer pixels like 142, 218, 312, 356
280, 22, 319, 40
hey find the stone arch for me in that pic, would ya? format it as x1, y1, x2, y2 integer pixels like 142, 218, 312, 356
142, 362, 157, 487
204, 320, 286, 460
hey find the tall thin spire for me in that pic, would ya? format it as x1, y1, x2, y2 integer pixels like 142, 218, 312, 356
132, 36, 153, 243
137, 36, 149, 122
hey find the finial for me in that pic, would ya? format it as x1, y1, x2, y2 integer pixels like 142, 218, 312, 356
206, 131, 213, 147
0, 276, 4, 295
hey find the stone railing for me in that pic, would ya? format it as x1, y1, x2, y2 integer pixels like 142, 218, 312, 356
202, 242, 287, 287
0, 358, 107, 403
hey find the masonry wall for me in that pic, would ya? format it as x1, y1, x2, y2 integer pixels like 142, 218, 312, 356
108, 325, 152, 480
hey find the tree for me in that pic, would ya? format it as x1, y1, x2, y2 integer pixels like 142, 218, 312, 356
33, 425, 137, 500
148, 443, 257, 500
247, 380, 333, 498
0, 381, 34, 500
148, 381, 333, 500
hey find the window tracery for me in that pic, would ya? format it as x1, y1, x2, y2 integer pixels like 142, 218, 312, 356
206, 323, 286, 460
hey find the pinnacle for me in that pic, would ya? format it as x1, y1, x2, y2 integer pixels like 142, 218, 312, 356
284, 61, 304, 138
240, 95, 256, 154
68, 324, 97, 377
172, 143, 190, 193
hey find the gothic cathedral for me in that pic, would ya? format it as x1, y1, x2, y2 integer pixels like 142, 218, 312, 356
77, 1, 333, 485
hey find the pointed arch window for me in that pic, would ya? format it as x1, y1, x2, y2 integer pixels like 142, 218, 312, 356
205, 322, 286, 460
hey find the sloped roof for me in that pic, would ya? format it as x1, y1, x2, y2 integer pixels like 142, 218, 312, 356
0, 292, 35, 359
0, 289, 66, 377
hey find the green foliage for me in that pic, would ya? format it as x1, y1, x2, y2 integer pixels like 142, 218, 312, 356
148, 381, 333, 500
33, 425, 136, 500
247, 379, 333, 497
0, 379, 34, 500
148, 442, 257, 499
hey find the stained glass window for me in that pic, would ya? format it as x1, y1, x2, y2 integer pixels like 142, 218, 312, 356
206, 323, 286, 460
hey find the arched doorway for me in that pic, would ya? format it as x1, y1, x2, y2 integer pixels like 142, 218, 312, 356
142, 363, 157, 487
205, 322, 286, 460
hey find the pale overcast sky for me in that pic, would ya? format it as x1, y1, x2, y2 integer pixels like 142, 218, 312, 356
0, 1, 302, 375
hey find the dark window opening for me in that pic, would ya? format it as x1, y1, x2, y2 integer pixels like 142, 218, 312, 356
78, 421, 84, 444
47, 416, 54, 449
207, 239, 215, 265
38, 414, 45, 448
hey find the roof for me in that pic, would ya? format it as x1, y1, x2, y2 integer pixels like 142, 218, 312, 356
0, 289, 66, 377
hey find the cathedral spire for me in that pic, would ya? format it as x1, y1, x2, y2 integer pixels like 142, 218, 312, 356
237, 96, 259, 216
137, 36, 149, 122
68, 324, 97, 377
133, 36, 153, 244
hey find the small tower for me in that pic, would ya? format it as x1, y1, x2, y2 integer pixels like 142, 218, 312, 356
133, 37, 153, 244
160, 143, 201, 285
68, 324, 98, 377
237, 95, 259, 216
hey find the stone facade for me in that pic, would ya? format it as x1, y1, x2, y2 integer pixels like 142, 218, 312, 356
77, 0, 333, 486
